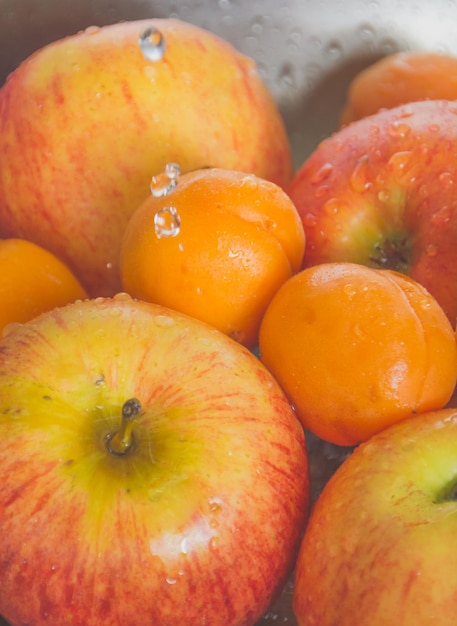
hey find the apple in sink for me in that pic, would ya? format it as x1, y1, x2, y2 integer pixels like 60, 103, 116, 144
287, 99, 457, 324
0, 18, 293, 297
0, 295, 309, 626
293, 406, 457, 626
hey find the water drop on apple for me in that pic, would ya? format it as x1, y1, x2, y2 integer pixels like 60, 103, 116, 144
310, 162, 333, 185
387, 122, 411, 138
350, 154, 371, 193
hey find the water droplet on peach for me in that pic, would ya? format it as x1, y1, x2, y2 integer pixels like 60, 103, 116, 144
343, 284, 357, 298
154, 206, 181, 238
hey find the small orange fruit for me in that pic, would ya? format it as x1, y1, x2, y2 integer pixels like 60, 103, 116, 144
120, 167, 305, 348
340, 51, 457, 126
259, 262, 457, 446
0, 238, 88, 336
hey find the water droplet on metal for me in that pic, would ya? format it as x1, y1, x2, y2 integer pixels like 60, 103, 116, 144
150, 163, 181, 197
325, 39, 344, 60
154, 206, 181, 238
139, 26, 166, 62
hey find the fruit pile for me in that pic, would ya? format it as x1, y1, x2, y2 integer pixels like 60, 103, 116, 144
0, 18, 457, 626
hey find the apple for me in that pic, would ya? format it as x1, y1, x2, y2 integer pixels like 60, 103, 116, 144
0, 19, 293, 298
287, 99, 457, 325
293, 406, 457, 626
0, 294, 309, 626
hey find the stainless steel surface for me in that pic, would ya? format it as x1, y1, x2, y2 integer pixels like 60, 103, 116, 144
1, 1, 457, 624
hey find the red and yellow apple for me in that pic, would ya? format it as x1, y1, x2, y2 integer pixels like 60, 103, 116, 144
293, 407, 457, 626
0, 295, 309, 626
287, 99, 457, 325
0, 18, 293, 297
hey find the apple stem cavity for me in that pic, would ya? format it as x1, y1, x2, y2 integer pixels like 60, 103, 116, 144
106, 398, 142, 456
369, 236, 411, 273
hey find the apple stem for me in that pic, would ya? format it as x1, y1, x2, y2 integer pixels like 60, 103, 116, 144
106, 398, 142, 456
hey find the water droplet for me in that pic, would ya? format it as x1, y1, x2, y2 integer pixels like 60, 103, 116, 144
85, 25, 101, 35
310, 162, 334, 185
351, 323, 367, 340
325, 39, 344, 60
154, 314, 176, 328
387, 151, 413, 175
139, 26, 166, 62
377, 190, 390, 203
350, 155, 371, 193
343, 284, 357, 298
154, 206, 181, 238
278, 63, 296, 89
209, 536, 220, 550
180, 538, 189, 555
387, 122, 411, 139
113, 292, 132, 302
165, 577, 177, 585
323, 198, 340, 215
426, 243, 438, 257
420, 298, 432, 310
439, 171, 454, 189
106, 261, 113, 270
431, 205, 454, 227
150, 163, 181, 197
209, 498, 222, 513
302, 213, 317, 228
